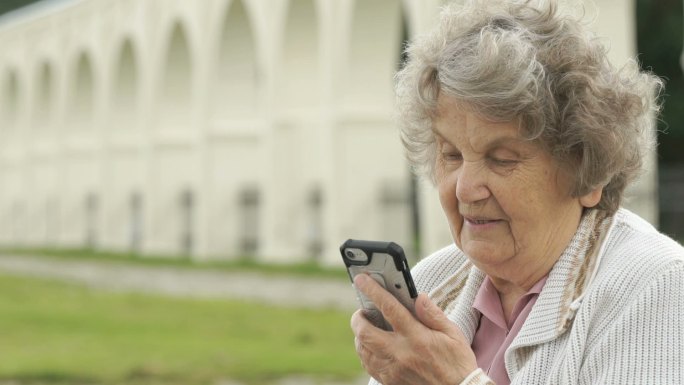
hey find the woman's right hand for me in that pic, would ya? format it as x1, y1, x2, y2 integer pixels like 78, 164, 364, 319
350, 274, 479, 385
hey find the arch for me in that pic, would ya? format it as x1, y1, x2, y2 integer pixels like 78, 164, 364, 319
159, 22, 193, 130
211, 0, 258, 121
278, 0, 319, 111
345, 0, 404, 109
33, 61, 54, 131
112, 38, 140, 130
70, 52, 95, 130
1, 69, 20, 133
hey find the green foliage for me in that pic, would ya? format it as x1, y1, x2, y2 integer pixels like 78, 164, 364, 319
0, 0, 42, 17
0, 274, 362, 385
636, 0, 684, 162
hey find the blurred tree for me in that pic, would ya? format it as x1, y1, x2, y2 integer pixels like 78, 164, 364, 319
637, 0, 684, 164
636, 0, 683, 240
0, 0, 41, 16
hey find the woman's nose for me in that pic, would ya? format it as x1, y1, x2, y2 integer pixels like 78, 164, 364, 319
455, 161, 490, 204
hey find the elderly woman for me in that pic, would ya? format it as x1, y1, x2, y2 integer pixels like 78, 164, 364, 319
350, 1, 684, 384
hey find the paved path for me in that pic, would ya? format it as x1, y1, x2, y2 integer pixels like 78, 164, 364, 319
0, 254, 359, 311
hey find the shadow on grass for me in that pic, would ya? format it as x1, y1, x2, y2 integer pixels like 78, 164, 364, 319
0, 372, 98, 384
3, 371, 217, 385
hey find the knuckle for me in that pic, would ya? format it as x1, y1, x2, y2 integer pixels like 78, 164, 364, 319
355, 325, 372, 342
379, 300, 399, 320
350, 310, 363, 330
355, 340, 366, 357
357, 344, 380, 376
380, 369, 401, 385
401, 353, 421, 373
358, 344, 372, 363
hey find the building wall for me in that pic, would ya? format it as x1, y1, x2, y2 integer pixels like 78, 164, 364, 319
0, 0, 651, 264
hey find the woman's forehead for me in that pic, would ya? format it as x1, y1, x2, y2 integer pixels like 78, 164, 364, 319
432, 97, 524, 145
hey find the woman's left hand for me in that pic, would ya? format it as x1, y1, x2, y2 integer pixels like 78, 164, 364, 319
350, 274, 478, 385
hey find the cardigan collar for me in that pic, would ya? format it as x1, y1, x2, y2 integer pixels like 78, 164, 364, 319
428, 209, 614, 370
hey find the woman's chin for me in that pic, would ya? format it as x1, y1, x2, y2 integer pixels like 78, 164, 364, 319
461, 243, 512, 268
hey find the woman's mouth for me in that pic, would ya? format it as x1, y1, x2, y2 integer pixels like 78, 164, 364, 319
469, 219, 493, 224
464, 217, 502, 229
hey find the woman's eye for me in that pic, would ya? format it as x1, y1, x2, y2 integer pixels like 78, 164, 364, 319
442, 152, 462, 162
489, 157, 518, 167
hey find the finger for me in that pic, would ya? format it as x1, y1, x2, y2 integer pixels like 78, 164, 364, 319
351, 309, 392, 354
354, 274, 415, 333
354, 336, 371, 371
354, 336, 392, 380
351, 308, 370, 333
351, 308, 384, 339
414, 293, 460, 335
354, 337, 374, 365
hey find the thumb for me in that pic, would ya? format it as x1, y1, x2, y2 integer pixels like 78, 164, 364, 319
415, 293, 455, 333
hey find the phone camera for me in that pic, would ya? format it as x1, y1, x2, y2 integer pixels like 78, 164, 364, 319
344, 248, 368, 262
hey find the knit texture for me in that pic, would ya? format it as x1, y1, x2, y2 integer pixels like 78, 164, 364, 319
366, 208, 684, 384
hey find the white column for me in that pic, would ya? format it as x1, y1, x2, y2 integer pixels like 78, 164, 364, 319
194, 1, 212, 260
141, 0, 159, 256
318, 0, 348, 265
257, 0, 287, 261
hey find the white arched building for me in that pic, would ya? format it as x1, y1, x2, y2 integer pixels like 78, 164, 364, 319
0, 0, 655, 264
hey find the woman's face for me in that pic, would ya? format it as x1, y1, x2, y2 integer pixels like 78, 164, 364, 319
433, 96, 597, 286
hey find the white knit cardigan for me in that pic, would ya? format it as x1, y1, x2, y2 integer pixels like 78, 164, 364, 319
368, 208, 684, 385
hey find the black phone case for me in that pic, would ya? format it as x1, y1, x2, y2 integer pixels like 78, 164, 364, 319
340, 239, 418, 330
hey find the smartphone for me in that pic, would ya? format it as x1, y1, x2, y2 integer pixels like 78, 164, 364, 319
340, 239, 418, 330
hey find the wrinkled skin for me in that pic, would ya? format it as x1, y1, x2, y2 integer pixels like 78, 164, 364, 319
350, 274, 477, 384
350, 96, 603, 383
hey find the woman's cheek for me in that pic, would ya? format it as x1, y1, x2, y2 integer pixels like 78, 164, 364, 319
437, 176, 457, 212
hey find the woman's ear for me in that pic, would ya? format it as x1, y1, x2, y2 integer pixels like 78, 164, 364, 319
579, 188, 603, 208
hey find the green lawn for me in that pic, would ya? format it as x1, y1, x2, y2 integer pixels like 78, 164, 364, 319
0, 274, 363, 385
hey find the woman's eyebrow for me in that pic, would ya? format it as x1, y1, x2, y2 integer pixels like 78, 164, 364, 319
431, 126, 444, 137
431, 129, 452, 144
432, 125, 526, 151
485, 136, 525, 149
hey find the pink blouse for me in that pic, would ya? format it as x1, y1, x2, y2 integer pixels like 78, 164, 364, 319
471, 275, 548, 385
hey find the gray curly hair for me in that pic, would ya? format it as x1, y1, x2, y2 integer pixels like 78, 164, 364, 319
396, 0, 663, 213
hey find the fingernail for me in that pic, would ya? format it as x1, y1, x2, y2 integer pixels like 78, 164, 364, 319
355, 274, 368, 286
422, 294, 431, 309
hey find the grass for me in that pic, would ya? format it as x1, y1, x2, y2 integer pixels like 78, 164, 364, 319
0, 247, 349, 280
0, 274, 363, 385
